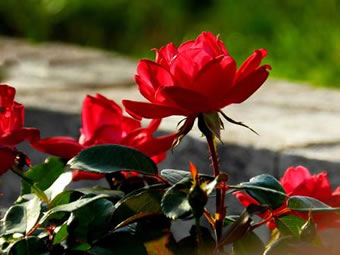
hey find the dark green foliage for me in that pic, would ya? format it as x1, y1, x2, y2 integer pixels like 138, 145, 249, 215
1, 149, 339, 254
161, 178, 192, 220
21, 157, 65, 195
68, 145, 158, 175
288, 196, 340, 212
231, 174, 287, 210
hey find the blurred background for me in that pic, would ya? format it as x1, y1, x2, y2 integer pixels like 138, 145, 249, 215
1, 1, 340, 232
0, 0, 339, 87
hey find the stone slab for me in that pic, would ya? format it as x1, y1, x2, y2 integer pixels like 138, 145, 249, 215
2, 37, 340, 162
1, 37, 340, 209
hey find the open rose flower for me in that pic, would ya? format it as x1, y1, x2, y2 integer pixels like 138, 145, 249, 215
32, 94, 176, 181
0, 84, 40, 175
236, 166, 340, 230
123, 31, 271, 135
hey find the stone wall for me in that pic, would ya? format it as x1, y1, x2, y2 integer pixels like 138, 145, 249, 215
1, 37, 340, 209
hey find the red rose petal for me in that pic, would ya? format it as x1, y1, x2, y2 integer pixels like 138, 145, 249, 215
121, 116, 141, 135
224, 65, 269, 105
72, 170, 104, 181
0, 147, 16, 175
31, 136, 84, 159
194, 31, 226, 57
154, 42, 178, 69
81, 95, 123, 144
309, 172, 332, 202
329, 187, 340, 207
137, 60, 176, 90
146, 119, 162, 133
178, 40, 195, 52
194, 56, 236, 102
170, 49, 200, 86
158, 86, 211, 113
236, 49, 268, 82
123, 100, 188, 118
133, 132, 177, 159
0, 128, 40, 146
0, 85, 16, 106
280, 166, 312, 195
135, 75, 156, 102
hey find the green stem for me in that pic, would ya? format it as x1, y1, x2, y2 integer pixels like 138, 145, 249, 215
206, 135, 226, 245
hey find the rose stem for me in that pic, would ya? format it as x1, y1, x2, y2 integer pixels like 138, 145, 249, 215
206, 135, 226, 245
195, 217, 202, 246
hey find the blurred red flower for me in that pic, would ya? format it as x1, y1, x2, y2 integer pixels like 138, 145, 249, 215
123, 31, 271, 119
32, 94, 176, 180
0, 84, 39, 175
236, 166, 340, 230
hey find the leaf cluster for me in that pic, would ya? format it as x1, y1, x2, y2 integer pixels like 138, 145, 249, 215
1, 145, 339, 254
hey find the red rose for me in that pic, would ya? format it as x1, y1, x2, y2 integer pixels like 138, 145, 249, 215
32, 94, 176, 180
236, 166, 340, 230
123, 31, 271, 119
0, 84, 40, 175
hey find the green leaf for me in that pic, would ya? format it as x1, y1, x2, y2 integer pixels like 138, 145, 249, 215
232, 231, 264, 255
45, 172, 73, 201
113, 212, 154, 230
72, 242, 91, 251
90, 231, 148, 255
8, 236, 48, 255
134, 217, 177, 255
68, 144, 158, 175
203, 175, 219, 195
22, 157, 65, 195
160, 169, 191, 185
2, 205, 27, 234
161, 178, 192, 220
39, 194, 108, 224
160, 169, 214, 186
143, 232, 176, 255
264, 235, 325, 255
177, 226, 215, 255
224, 215, 238, 226
287, 196, 340, 212
1, 197, 41, 236
300, 215, 319, 243
25, 196, 41, 234
111, 189, 165, 228
202, 111, 223, 140
49, 190, 83, 209
76, 186, 124, 203
264, 236, 299, 255
232, 174, 287, 209
275, 215, 306, 238
52, 224, 68, 245
69, 197, 114, 242
12, 168, 48, 203
219, 210, 252, 247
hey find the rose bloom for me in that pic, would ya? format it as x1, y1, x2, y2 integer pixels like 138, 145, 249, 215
123, 31, 271, 120
0, 84, 39, 175
236, 166, 340, 230
32, 94, 176, 181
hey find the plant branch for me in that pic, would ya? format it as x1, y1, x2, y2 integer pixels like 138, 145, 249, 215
195, 217, 202, 246
206, 135, 226, 246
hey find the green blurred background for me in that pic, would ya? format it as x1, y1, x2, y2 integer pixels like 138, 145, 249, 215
0, 0, 338, 87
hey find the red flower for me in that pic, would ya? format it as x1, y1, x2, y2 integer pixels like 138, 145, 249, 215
123, 31, 271, 120
236, 166, 340, 230
0, 84, 39, 175
32, 94, 176, 180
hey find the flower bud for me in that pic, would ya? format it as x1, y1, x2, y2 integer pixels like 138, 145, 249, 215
188, 184, 208, 219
